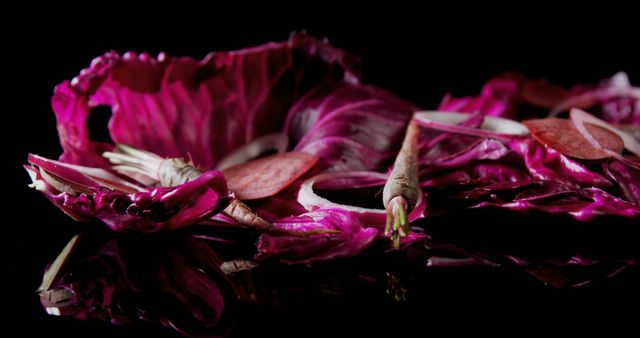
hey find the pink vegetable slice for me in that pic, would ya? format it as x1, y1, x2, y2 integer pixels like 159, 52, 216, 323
522, 79, 572, 109
222, 152, 319, 200
215, 133, 289, 170
569, 108, 640, 157
523, 118, 624, 160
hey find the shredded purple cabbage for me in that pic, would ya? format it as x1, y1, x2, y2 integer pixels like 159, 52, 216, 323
27, 36, 640, 333
256, 208, 378, 264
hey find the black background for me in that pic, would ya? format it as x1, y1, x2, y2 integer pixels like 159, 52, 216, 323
6, 10, 639, 337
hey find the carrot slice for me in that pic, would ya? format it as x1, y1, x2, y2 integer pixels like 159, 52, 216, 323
523, 118, 624, 160
222, 152, 319, 200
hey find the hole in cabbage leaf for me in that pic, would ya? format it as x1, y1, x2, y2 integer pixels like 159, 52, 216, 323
87, 105, 113, 143
315, 186, 385, 209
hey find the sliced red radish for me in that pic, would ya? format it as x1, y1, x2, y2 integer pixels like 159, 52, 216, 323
522, 79, 572, 109
569, 108, 640, 157
222, 151, 319, 200
523, 118, 624, 160
215, 133, 289, 170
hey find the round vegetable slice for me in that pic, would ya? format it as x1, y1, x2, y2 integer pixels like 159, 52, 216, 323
523, 118, 624, 160
569, 108, 640, 157
522, 79, 572, 109
215, 133, 289, 170
222, 152, 319, 200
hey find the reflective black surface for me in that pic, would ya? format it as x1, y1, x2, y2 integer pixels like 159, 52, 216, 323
8, 13, 639, 337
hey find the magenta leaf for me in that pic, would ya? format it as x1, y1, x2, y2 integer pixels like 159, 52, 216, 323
256, 209, 378, 264
286, 83, 416, 172
52, 33, 360, 170
27, 155, 230, 232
